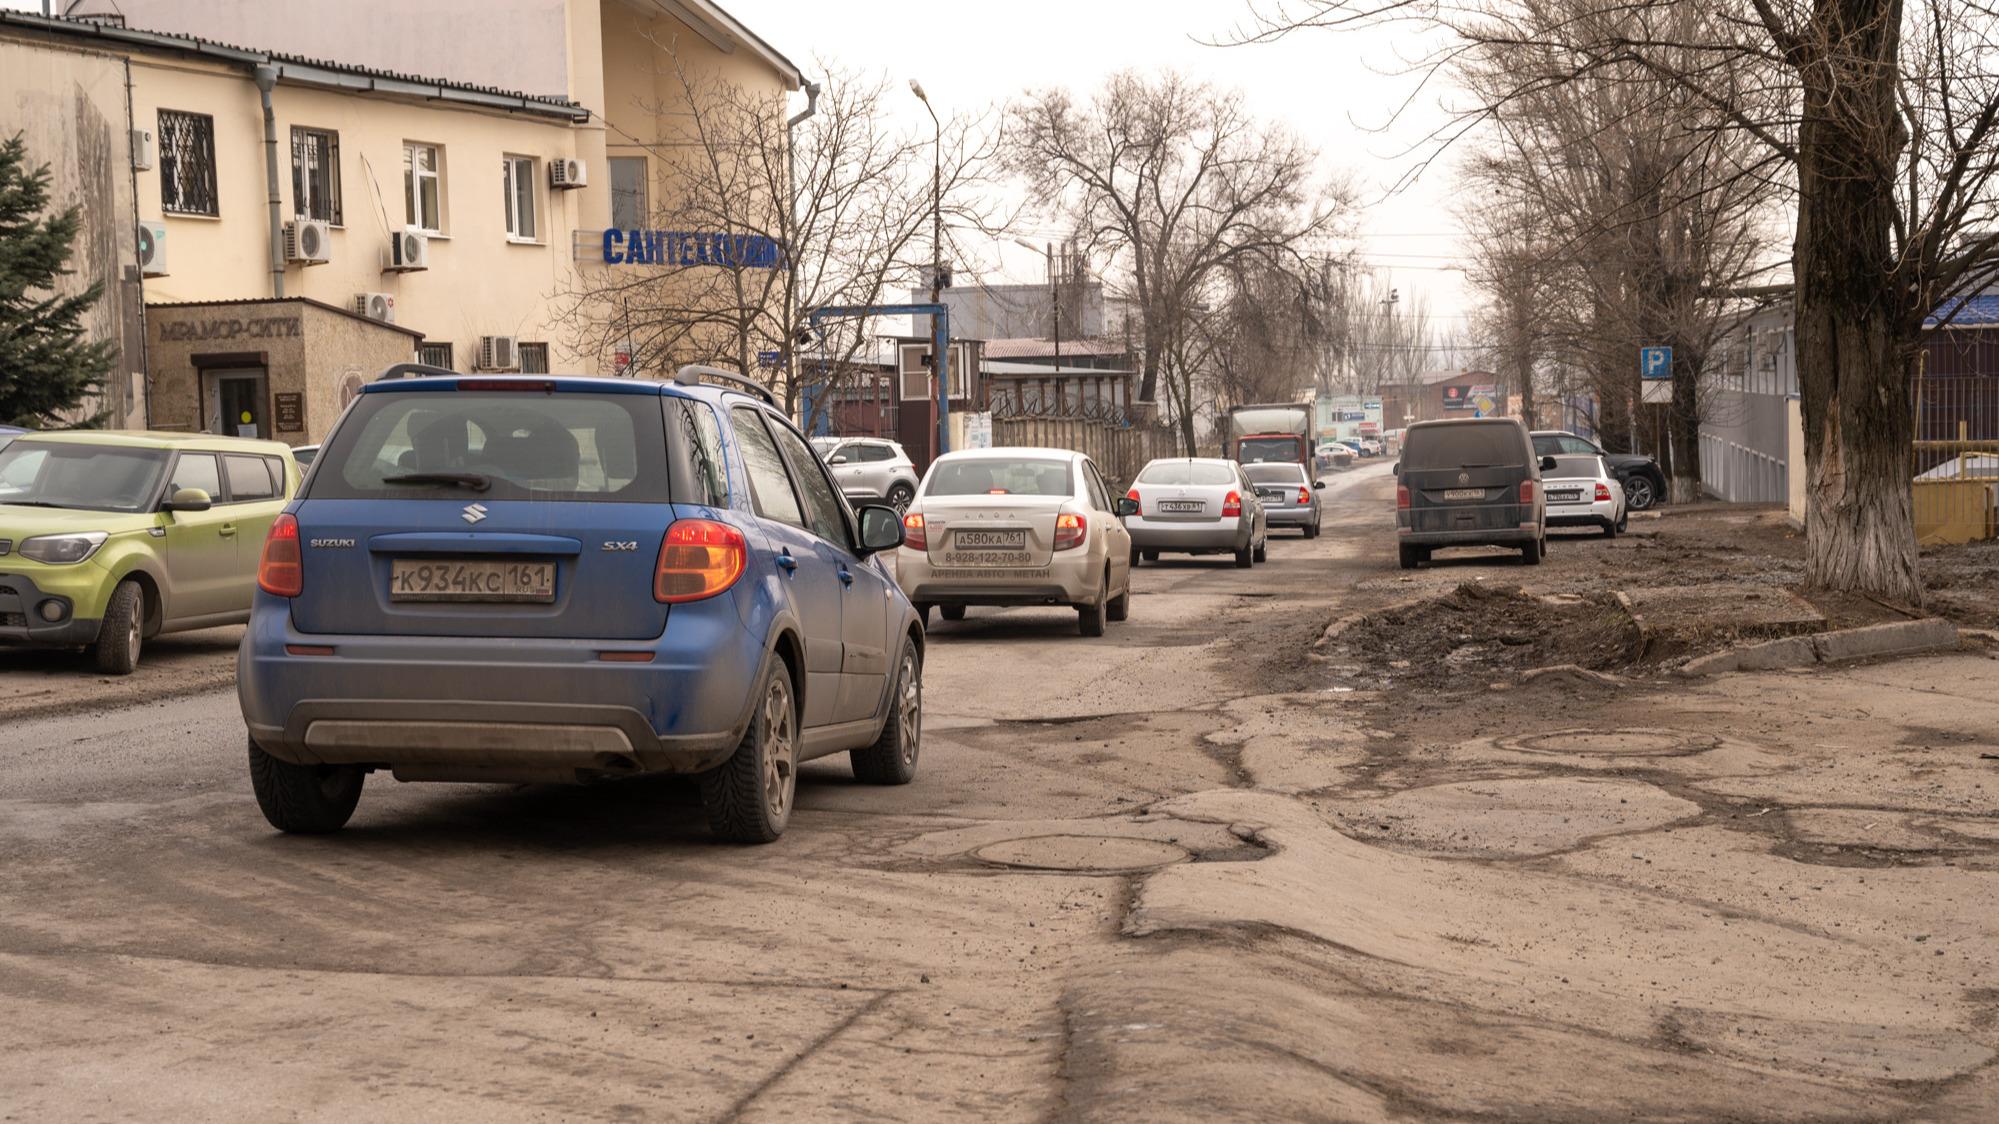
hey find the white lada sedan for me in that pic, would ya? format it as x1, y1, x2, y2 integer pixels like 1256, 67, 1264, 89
895, 447, 1137, 637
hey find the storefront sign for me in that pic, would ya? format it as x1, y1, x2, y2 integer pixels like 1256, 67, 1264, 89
597, 229, 783, 269
274, 392, 304, 432
160, 316, 302, 342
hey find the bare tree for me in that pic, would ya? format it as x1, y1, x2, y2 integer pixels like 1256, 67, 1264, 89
1006, 70, 1347, 451
1233, 0, 1999, 603
557, 58, 1000, 426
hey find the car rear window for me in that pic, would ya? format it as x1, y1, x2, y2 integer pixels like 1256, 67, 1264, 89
927, 457, 1073, 496
1547, 455, 1601, 477
1138, 461, 1236, 486
1244, 463, 1307, 484
1238, 437, 1302, 464
309, 391, 669, 502
1403, 423, 1527, 471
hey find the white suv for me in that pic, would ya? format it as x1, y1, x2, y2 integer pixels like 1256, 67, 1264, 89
820, 438, 920, 510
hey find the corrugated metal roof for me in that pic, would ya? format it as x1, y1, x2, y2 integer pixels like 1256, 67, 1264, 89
1928, 294, 1999, 329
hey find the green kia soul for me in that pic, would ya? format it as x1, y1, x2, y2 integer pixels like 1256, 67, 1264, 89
0, 432, 298, 673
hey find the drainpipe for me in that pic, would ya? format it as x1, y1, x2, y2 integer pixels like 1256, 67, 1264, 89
254, 65, 284, 299
782, 80, 820, 416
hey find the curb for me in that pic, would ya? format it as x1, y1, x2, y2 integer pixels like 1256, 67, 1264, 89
1680, 618, 1960, 677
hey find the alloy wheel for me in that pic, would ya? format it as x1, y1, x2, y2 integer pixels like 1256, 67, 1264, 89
761, 675, 798, 821
897, 650, 922, 767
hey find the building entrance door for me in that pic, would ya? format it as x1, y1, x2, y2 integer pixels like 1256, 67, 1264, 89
205, 369, 268, 438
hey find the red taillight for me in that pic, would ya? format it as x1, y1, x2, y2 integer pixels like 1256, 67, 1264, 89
1054, 512, 1087, 551
1297, 487, 1310, 505
1396, 485, 1411, 510
903, 512, 927, 551
1519, 479, 1536, 504
654, 519, 746, 603
1222, 491, 1242, 518
1595, 483, 1612, 502
1126, 487, 1141, 515
257, 514, 302, 597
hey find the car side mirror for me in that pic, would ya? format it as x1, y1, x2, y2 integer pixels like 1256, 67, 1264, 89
1312, 480, 1325, 490
163, 487, 213, 513
1540, 455, 1559, 472
827, 453, 849, 465
855, 504, 904, 554
1115, 496, 1140, 517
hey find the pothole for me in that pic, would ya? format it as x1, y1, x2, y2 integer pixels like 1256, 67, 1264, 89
973, 834, 1191, 874
1506, 728, 1721, 758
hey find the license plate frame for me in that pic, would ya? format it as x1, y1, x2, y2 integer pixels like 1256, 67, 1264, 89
389, 558, 556, 603
1548, 490, 1583, 503
952, 529, 1027, 550
1158, 500, 1205, 514
1442, 488, 1486, 501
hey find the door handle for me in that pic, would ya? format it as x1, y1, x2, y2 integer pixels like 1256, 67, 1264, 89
218, 524, 237, 538
775, 551, 798, 573
837, 566, 854, 586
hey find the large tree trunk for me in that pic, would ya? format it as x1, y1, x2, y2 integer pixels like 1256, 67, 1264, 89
1668, 346, 1703, 504
1793, 1, 1922, 604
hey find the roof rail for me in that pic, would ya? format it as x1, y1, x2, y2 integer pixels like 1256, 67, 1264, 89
673, 364, 776, 405
375, 362, 461, 381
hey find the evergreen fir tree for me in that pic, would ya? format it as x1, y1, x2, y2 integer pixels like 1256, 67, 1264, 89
0, 132, 115, 427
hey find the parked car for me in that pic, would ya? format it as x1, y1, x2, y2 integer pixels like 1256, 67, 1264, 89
1395, 417, 1552, 569
896, 447, 1136, 636
1532, 430, 1667, 511
1244, 461, 1323, 537
1126, 457, 1270, 568
290, 444, 320, 468
819, 437, 920, 511
1356, 437, 1384, 457
236, 368, 925, 842
0, 431, 297, 673
1315, 443, 1355, 470
1543, 454, 1628, 537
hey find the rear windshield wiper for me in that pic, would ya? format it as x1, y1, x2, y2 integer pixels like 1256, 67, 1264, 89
380, 472, 491, 492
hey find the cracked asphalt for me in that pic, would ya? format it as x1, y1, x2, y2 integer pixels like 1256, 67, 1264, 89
3, 464, 1996, 1122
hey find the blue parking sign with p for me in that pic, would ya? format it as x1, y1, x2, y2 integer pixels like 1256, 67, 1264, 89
1640, 346, 1672, 379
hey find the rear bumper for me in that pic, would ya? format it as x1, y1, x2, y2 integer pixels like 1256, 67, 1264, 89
238, 592, 759, 780
1397, 523, 1540, 547
1548, 500, 1617, 527
896, 548, 1099, 605
1125, 516, 1247, 552
1265, 506, 1317, 527
0, 571, 102, 647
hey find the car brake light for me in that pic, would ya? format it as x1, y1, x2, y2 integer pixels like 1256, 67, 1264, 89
1297, 487, 1310, 505
1126, 487, 1141, 514
1595, 483, 1612, 502
1222, 491, 1242, 517
655, 519, 746, 603
458, 379, 555, 392
903, 512, 927, 551
1397, 485, 1411, 510
1519, 479, 1536, 504
257, 514, 303, 597
1054, 512, 1087, 551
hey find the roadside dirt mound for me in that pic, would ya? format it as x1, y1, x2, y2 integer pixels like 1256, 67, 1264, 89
1322, 582, 1640, 688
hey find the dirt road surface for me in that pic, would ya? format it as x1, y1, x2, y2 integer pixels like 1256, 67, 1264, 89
3, 465, 1995, 1121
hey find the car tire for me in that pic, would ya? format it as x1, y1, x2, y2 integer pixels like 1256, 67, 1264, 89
92, 580, 144, 675
1617, 508, 1629, 533
1602, 517, 1618, 539
1107, 577, 1130, 622
887, 483, 915, 512
247, 737, 363, 834
1142, 550, 1159, 563
1522, 536, 1544, 565
1078, 571, 1108, 637
1624, 474, 1658, 511
1253, 538, 1268, 563
1234, 543, 1253, 568
914, 602, 933, 629
851, 640, 921, 785
939, 605, 966, 622
1304, 520, 1320, 539
700, 659, 799, 843
1129, 545, 1141, 568
1398, 544, 1425, 570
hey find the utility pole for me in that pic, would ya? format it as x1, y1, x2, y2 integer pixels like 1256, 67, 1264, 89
910, 79, 949, 457
782, 80, 821, 415
1013, 237, 1063, 371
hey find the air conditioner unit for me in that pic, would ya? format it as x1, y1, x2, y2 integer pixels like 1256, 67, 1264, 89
353, 292, 396, 325
477, 335, 518, 371
549, 157, 588, 190
136, 221, 168, 277
384, 227, 429, 272
131, 129, 154, 171
284, 219, 332, 264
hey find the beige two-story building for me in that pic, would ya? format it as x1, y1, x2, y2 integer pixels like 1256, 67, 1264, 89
2, 3, 798, 442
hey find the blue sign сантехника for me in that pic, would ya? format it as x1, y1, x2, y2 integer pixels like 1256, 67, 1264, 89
599, 229, 784, 269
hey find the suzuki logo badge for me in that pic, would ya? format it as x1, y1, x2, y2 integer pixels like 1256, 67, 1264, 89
462, 503, 489, 524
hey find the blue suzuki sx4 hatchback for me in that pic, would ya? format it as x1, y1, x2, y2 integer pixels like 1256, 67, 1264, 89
238, 367, 924, 842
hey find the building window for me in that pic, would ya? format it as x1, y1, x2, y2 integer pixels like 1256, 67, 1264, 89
518, 342, 550, 374
290, 127, 342, 225
417, 342, 453, 370
609, 156, 647, 229
502, 155, 538, 241
158, 110, 218, 216
404, 142, 443, 233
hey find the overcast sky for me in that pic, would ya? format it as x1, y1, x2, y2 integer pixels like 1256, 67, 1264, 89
4, 0, 1477, 321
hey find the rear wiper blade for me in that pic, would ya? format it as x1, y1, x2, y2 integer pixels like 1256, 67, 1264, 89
381, 472, 491, 491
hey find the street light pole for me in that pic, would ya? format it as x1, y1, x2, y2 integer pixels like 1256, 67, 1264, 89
910, 79, 949, 458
